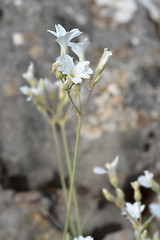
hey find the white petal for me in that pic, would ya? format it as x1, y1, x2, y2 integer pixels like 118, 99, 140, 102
59, 54, 75, 72
73, 61, 90, 75
69, 38, 89, 60
56, 32, 73, 48
19, 86, 30, 95
149, 203, 160, 218
55, 24, 66, 36
58, 66, 68, 75
47, 29, 57, 37
138, 176, 152, 188
71, 77, 83, 84
70, 28, 82, 39
78, 72, 90, 79
83, 67, 93, 75
93, 167, 107, 175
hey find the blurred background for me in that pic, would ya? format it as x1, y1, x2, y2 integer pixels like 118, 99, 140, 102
0, 0, 160, 239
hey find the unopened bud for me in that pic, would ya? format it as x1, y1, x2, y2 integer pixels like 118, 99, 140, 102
116, 188, 125, 200
102, 188, 115, 202
56, 69, 64, 80
109, 174, 119, 188
96, 48, 112, 75
52, 62, 58, 72
131, 181, 142, 201
63, 78, 73, 92
151, 180, 160, 192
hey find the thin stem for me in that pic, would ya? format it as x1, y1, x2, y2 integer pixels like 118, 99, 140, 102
51, 121, 76, 236
138, 201, 142, 225
60, 122, 82, 235
68, 93, 81, 116
63, 116, 82, 240
51, 121, 68, 201
142, 215, 154, 230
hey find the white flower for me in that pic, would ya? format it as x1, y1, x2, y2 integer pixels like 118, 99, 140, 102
93, 156, 119, 176
138, 170, 154, 188
105, 156, 119, 176
58, 54, 93, 84
19, 86, 32, 101
122, 202, 145, 223
96, 48, 112, 74
69, 38, 89, 61
20, 79, 44, 101
93, 167, 107, 175
22, 62, 34, 82
73, 236, 94, 240
93, 156, 119, 186
48, 24, 82, 54
149, 203, 160, 218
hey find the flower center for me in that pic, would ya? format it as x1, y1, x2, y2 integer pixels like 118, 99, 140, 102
70, 73, 75, 78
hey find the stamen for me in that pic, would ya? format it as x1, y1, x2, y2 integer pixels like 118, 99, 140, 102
70, 73, 75, 78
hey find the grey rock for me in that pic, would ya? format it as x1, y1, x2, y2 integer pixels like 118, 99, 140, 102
0, 0, 160, 238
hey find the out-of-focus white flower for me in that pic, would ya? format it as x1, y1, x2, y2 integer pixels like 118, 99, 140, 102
69, 38, 89, 61
96, 48, 112, 74
105, 156, 119, 176
58, 54, 93, 84
20, 79, 45, 102
22, 62, 34, 82
93, 156, 119, 187
73, 236, 94, 240
93, 166, 107, 175
19, 86, 32, 101
48, 24, 82, 54
149, 203, 160, 218
138, 170, 154, 188
122, 202, 145, 223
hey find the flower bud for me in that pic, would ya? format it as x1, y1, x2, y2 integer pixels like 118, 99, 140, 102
131, 181, 142, 201
56, 68, 64, 80
52, 62, 58, 72
116, 188, 125, 200
96, 48, 112, 75
102, 188, 115, 202
109, 174, 119, 188
151, 179, 160, 192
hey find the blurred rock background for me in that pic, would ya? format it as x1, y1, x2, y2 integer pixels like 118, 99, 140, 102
0, 0, 160, 239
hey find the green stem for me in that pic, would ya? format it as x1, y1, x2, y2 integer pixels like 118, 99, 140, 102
68, 93, 81, 116
142, 215, 154, 230
61, 122, 82, 236
63, 116, 82, 240
51, 121, 76, 236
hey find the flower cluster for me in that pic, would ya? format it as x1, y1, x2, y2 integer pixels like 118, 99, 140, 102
20, 62, 68, 122
94, 158, 160, 239
20, 24, 112, 240
48, 24, 112, 94
20, 24, 112, 118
